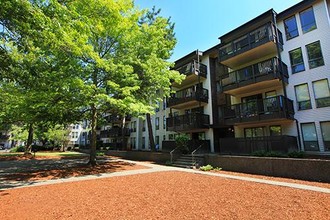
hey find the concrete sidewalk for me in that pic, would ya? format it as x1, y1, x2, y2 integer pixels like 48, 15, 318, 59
1, 158, 329, 194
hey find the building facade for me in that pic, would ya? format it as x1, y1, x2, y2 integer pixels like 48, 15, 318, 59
99, 0, 330, 156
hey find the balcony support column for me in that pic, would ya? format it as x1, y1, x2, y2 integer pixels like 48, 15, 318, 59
272, 11, 287, 98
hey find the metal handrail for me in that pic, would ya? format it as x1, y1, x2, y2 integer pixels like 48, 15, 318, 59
170, 146, 180, 164
191, 144, 203, 166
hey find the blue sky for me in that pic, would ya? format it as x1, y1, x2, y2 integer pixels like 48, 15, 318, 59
134, 0, 300, 61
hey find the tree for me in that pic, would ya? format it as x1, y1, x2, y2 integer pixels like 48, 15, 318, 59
45, 125, 70, 151
55, 0, 183, 165
0, 0, 86, 152
1, 0, 183, 165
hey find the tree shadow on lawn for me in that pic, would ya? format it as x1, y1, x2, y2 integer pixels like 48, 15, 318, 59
1, 161, 147, 182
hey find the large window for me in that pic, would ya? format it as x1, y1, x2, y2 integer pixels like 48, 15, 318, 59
142, 120, 146, 132
284, 16, 299, 40
295, 84, 311, 110
299, 7, 317, 33
301, 123, 319, 151
312, 79, 330, 108
289, 48, 305, 73
244, 127, 265, 138
142, 137, 145, 149
320, 122, 330, 151
306, 41, 324, 69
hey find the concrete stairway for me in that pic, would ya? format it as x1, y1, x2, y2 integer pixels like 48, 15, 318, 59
172, 155, 205, 169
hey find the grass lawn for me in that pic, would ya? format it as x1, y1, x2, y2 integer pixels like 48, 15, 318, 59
0, 151, 88, 158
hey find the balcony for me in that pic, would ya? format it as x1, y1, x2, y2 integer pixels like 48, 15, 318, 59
219, 135, 298, 155
220, 95, 294, 125
166, 112, 210, 132
173, 60, 207, 87
219, 58, 288, 95
105, 115, 131, 123
219, 23, 283, 67
100, 127, 131, 138
0, 135, 9, 140
168, 87, 208, 109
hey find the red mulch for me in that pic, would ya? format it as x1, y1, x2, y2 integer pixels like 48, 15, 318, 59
0, 171, 329, 220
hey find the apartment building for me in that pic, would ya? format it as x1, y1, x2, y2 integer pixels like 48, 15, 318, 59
100, 0, 329, 155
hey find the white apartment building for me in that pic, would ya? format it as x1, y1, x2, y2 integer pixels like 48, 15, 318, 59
100, 0, 330, 156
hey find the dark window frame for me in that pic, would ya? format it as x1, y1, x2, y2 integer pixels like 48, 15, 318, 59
320, 121, 330, 151
306, 41, 324, 69
299, 7, 317, 34
301, 122, 319, 151
294, 83, 312, 110
284, 15, 299, 40
289, 47, 305, 74
312, 79, 330, 108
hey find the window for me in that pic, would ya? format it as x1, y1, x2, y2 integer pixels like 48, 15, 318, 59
244, 127, 264, 138
306, 41, 324, 69
163, 116, 166, 129
163, 135, 166, 141
142, 137, 145, 149
301, 123, 319, 151
295, 84, 311, 110
320, 122, 330, 151
155, 101, 160, 112
155, 117, 159, 130
163, 98, 167, 110
289, 48, 305, 73
270, 126, 282, 136
155, 136, 159, 145
300, 7, 317, 33
284, 16, 299, 40
131, 121, 137, 132
312, 79, 330, 108
142, 120, 146, 132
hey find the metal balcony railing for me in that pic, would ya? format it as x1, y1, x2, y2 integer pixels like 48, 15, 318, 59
219, 57, 288, 92
219, 23, 283, 62
176, 60, 207, 78
168, 87, 209, 107
166, 112, 210, 132
221, 95, 294, 124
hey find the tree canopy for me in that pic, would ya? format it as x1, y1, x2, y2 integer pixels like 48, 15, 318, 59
0, 0, 183, 165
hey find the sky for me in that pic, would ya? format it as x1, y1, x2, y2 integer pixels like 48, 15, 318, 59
134, 0, 301, 61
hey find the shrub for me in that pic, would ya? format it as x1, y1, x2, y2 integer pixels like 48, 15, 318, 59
251, 150, 286, 157
200, 164, 214, 171
175, 134, 189, 154
288, 151, 305, 158
96, 152, 105, 156
10, 146, 25, 153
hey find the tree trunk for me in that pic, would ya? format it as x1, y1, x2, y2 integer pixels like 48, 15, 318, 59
88, 104, 97, 166
25, 123, 33, 153
146, 113, 155, 151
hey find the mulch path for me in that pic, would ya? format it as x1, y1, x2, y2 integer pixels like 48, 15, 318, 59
0, 171, 329, 220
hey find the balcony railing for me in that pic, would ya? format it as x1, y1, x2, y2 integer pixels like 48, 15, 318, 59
100, 127, 131, 138
219, 23, 283, 62
221, 95, 294, 125
168, 87, 209, 108
176, 60, 207, 78
219, 57, 288, 92
166, 112, 210, 132
219, 135, 298, 155
0, 135, 9, 140
105, 115, 131, 123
